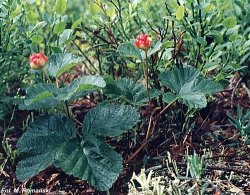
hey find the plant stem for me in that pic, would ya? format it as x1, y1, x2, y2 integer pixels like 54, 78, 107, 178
41, 69, 52, 83
157, 97, 178, 117
42, 70, 72, 120
145, 51, 151, 103
65, 100, 72, 118
125, 115, 153, 163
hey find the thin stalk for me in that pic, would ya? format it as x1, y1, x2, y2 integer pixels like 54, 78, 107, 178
73, 41, 98, 72
41, 69, 52, 83
145, 51, 151, 103
65, 100, 72, 118
41, 69, 81, 139
157, 97, 178, 117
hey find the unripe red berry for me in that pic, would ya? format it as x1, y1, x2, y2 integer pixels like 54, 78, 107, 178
29, 53, 48, 70
135, 34, 153, 51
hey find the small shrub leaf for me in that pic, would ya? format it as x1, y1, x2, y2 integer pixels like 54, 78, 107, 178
176, 5, 185, 20
55, 0, 67, 15
222, 16, 237, 28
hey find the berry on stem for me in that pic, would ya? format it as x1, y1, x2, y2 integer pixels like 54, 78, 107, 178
134, 34, 153, 51
29, 53, 48, 70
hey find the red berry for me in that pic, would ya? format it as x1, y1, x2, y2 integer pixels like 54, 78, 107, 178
135, 34, 153, 51
29, 53, 48, 70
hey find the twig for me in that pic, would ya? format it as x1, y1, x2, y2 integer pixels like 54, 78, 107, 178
125, 115, 153, 163
148, 132, 182, 157
73, 118, 83, 126
196, 111, 211, 132
126, 97, 178, 162
73, 41, 98, 72
165, 3, 178, 65
157, 97, 178, 117
231, 78, 242, 110
109, 0, 130, 41
146, 20, 160, 36
242, 82, 250, 99
81, 26, 115, 47
173, 32, 185, 59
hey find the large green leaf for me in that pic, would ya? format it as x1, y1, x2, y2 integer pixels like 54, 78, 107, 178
16, 115, 76, 181
55, 137, 122, 191
104, 78, 160, 105
180, 93, 207, 108
46, 53, 82, 78
159, 67, 223, 108
19, 76, 106, 110
16, 104, 139, 191
117, 42, 142, 60
19, 83, 61, 110
159, 67, 199, 93
82, 104, 140, 137
59, 75, 106, 101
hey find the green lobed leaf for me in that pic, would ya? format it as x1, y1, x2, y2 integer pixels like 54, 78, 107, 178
16, 115, 76, 181
59, 75, 106, 100
82, 104, 140, 137
162, 92, 177, 104
55, 137, 122, 191
46, 53, 82, 78
190, 77, 223, 95
104, 78, 161, 105
180, 93, 207, 108
17, 103, 139, 191
159, 67, 200, 94
19, 83, 60, 110
159, 67, 223, 108
117, 42, 142, 60
19, 76, 106, 110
